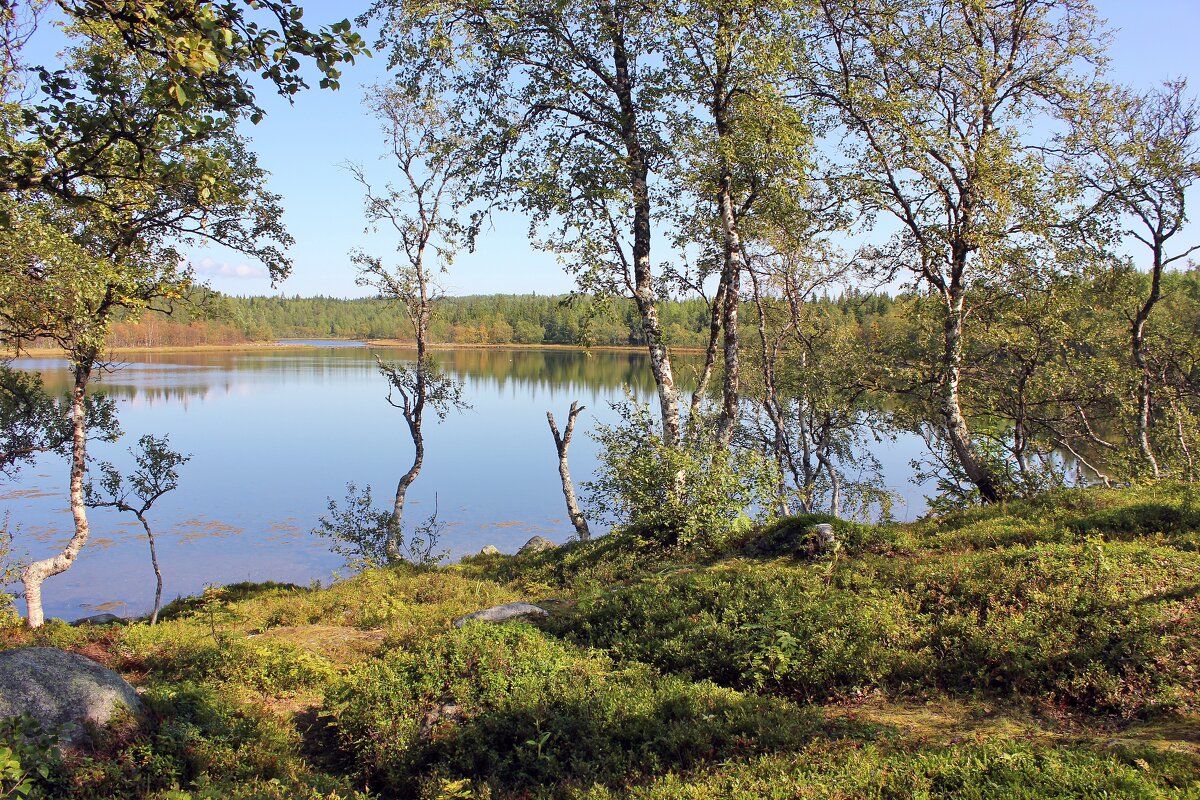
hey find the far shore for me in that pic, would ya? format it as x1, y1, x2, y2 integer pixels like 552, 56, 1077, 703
6, 339, 705, 359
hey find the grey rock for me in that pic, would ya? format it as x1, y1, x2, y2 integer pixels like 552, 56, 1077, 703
480, 544, 501, 555
518, 535, 555, 555
71, 613, 124, 626
419, 702, 464, 739
453, 602, 549, 629
0, 647, 143, 745
811, 523, 837, 553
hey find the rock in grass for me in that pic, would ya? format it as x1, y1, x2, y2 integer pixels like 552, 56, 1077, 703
811, 523, 837, 554
453, 602, 549, 629
518, 535, 555, 555
480, 544, 501, 555
0, 648, 143, 745
419, 702, 464, 739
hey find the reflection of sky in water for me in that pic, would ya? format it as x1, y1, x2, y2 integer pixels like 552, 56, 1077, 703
5, 347, 929, 619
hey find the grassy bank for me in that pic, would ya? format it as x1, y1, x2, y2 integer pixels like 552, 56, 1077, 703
2, 485, 1198, 798
4, 342, 317, 359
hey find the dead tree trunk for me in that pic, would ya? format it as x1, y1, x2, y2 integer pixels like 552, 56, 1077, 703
547, 402, 590, 539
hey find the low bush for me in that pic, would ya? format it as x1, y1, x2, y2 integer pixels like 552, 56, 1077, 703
909, 483, 1200, 551
575, 740, 1199, 799
560, 562, 925, 699
1067, 502, 1200, 550
3, 484, 1197, 797
324, 623, 822, 798
0, 715, 60, 799
875, 542, 1200, 713
561, 538, 1199, 714
732, 513, 909, 558
123, 627, 337, 696
456, 533, 679, 596
157, 581, 312, 622
584, 400, 776, 552
11, 681, 369, 799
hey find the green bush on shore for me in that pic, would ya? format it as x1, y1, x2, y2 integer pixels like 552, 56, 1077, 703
324, 623, 824, 798
561, 488, 1200, 715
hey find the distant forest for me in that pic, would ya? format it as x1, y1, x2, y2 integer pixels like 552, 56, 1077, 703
105, 290, 898, 349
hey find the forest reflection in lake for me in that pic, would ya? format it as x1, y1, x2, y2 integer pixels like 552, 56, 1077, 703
5, 345, 927, 619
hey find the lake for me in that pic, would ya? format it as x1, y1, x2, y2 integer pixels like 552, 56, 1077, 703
4, 345, 929, 619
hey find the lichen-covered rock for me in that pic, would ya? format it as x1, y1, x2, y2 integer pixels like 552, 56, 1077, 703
479, 544, 501, 555
0, 647, 142, 744
452, 602, 549, 628
518, 535, 555, 555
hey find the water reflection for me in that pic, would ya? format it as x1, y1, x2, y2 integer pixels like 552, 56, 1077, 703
5, 346, 927, 620
23, 346, 665, 400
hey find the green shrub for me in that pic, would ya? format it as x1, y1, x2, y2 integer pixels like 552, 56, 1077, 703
879, 542, 1200, 713
733, 514, 908, 558
561, 562, 925, 699
0, 519, 23, 628
147, 569, 518, 648
44, 681, 369, 799
584, 400, 776, 551
127, 629, 337, 695
324, 623, 820, 798
910, 483, 1200, 551
576, 740, 1199, 799
456, 532, 678, 595
157, 581, 312, 622
560, 535, 1199, 714
0, 715, 60, 799
1068, 502, 1200, 550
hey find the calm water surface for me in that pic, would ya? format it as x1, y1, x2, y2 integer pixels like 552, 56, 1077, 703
5, 346, 928, 619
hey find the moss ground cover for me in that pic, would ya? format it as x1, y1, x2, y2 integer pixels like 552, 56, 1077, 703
0, 484, 1197, 798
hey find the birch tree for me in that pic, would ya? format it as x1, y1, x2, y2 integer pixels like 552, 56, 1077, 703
86, 434, 190, 625
744, 250, 891, 518
369, 0, 686, 444
0, 0, 365, 203
663, 0, 818, 447
0, 28, 291, 626
1071, 81, 1200, 478
342, 86, 468, 563
812, 0, 1106, 502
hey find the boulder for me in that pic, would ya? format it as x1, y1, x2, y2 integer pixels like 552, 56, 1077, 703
518, 535, 555, 555
811, 523, 837, 554
419, 701, 464, 739
739, 519, 840, 559
453, 602, 549, 629
479, 544, 501, 555
0, 647, 143, 745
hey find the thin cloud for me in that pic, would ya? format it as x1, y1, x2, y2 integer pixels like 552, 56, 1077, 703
192, 257, 268, 280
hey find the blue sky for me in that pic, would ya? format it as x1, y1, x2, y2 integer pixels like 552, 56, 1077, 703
35, 1, 1200, 298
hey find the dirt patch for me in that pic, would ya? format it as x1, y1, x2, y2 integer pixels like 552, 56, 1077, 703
823, 696, 1200, 757
252, 625, 387, 663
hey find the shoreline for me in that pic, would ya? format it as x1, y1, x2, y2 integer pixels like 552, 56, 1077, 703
6, 339, 706, 359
